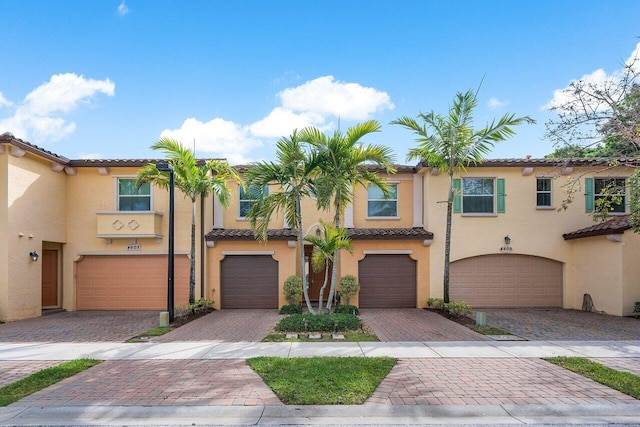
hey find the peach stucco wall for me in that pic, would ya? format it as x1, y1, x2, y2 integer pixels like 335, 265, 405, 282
1, 150, 67, 321
622, 233, 640, 316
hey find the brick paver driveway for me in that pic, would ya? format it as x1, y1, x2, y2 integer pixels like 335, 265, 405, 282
359, 309, 487, 342
0, 311, 158, 343
481, 308, 640, 341
156, 309, 282, 342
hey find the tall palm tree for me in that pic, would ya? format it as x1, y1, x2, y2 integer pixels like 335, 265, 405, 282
136, 137, 239, 304
391, 89, 534, 303
245, 131, 321, 314
298, 120, 396, 310
303, 220, 353, 312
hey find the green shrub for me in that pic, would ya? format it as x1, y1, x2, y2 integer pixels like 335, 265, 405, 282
276, 313, 361, 332
334, 304, 359, 315
279, 304, 303, 315
175, 298, 214, 317
444, 301, 472, 317
426, 297, 444, 310
283, 275, 303, 305
634, 301, 640, 314
339, 275, 360, 305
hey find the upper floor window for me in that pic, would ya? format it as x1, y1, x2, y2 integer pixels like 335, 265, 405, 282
454, 177, 505, 214
594, 177, 626, 213
536, 178, 552, 207
367, 184, 398, 217
118, 178, 151, 211
239, 185, 267, 217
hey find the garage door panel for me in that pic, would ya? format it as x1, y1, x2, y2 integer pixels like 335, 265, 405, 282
451, 254, 562, 308
221, 255, 278, 309
76, 255, 189, 310
358, 255, 416, 309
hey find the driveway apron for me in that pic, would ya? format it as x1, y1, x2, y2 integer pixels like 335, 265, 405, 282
359, 308, 487, 342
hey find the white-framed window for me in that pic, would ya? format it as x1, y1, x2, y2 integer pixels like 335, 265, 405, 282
536, 178, 552, 207
239, 185, 267, 217
117, 178, 151, 211
367, 184, 398, 217
594, 177, 626, 213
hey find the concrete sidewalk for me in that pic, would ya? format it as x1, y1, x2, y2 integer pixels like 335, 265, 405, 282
1, 340, 640, 360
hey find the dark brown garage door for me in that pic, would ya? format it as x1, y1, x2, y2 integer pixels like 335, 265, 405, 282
358, 254, 417, 308
450, 254, 563, 307
221, 255, 278, 309
76, 255, 190, 310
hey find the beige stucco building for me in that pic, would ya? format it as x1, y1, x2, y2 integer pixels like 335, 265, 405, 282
1, 133, 639, 321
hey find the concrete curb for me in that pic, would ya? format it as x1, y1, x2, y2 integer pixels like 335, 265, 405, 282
3, 403, 640, 426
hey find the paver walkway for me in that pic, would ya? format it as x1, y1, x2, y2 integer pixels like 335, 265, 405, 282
367, 358, 637, 406
590, 357, 640, 376
0, 311, 158, 343
15, 360, 282, 407
482, 308, 640, 340
359, 308, 487, 341
155, 309, 282, 342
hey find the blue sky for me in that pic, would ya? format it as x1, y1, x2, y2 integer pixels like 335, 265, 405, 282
1, 0, 639, 164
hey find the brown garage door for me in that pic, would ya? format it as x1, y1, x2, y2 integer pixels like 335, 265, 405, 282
221, 255, 278, 309
450, 254, 563, 307
358, 254, 417, 308
76, 255, 189, 310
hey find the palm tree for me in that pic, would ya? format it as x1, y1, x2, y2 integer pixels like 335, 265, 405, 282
136, 137, 239, 304
298, 120, 396, 310
303, 220, 353, 312
391, 89, 534, 303
245, 131, 321, 314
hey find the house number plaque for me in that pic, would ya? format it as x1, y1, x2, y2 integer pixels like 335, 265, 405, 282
127, 244, 141, 251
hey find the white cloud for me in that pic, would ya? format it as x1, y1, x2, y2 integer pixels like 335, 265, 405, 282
0, 92, 12, 108
487, 97, 508, 110
79, 153, 103, 159
278, 75, 395, 120
545, 42, 640, 111
117, 1, 129, 15
165, 76, 394, 162
160, 117, 261, 164
249, 107, 329, 138
0, 73, 114, 142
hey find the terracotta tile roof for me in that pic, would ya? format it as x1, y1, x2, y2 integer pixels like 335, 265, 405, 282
69, 158, 226, 167
563, 215, 631, 240
347, 227, 434, 240
205, 227, 434, 241
233, 163, 415, 174
416, 157, 640, 171
205, 228, 298, 241
0, 132, 70, 164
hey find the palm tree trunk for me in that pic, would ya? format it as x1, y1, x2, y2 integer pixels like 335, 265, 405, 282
297, 193, 315, 314
443, 175, 453, 304
325, 199, 341, 311
318, 262, 330, 313
190, 200, 196, 305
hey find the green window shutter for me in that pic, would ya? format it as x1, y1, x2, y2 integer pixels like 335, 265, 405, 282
453, 179, 461, 213
585, 177, 594, 213
497, 178, 506, 214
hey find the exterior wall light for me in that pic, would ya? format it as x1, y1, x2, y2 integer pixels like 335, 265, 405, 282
29, 251, 39, 261
504, 235, 511, 245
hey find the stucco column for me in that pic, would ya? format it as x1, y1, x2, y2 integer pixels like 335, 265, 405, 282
413, 174, 424, 228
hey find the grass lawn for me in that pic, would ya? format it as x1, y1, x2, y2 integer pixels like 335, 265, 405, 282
467, 324, 512, 335
263, 332, 379, 342
247, 356, 395, 405
0, 359, 101, 406
545, 357, 640, 399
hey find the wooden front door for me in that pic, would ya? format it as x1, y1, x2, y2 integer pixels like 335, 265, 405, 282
305, 245, 331, 302
41, 249, 58, 307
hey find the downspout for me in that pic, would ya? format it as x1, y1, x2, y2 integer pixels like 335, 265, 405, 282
200, 193, 205, 299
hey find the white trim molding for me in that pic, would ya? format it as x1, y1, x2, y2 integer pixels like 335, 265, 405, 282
222, 250, 275, 256
362, 249, 413, 255
413, 174, 423, 228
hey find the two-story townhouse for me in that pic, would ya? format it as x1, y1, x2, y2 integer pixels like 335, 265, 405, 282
0, 134, 199, 321
2, 132, 639, 321
204, 166, 433, 310
423, 158, 640, 316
